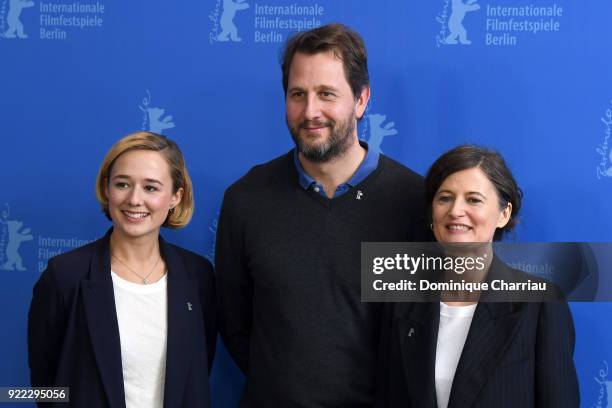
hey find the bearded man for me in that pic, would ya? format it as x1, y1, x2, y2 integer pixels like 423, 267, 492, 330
216, 23, 429, 407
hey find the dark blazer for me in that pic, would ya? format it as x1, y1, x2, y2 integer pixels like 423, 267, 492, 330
28, 229, 216, 408
376, 258, 579, 408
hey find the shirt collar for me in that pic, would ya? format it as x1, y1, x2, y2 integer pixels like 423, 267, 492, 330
293, 140, 380, 190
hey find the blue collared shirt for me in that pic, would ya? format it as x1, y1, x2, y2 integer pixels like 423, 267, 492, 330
293, 141, 380, 198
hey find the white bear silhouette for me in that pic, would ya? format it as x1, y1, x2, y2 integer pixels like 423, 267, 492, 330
217, 0, 249, 42
147, 107, 175, 134
445, 0, 480, 45
4, 0, 34, 39
367, 114, 397, 154
1, 220, 33, 271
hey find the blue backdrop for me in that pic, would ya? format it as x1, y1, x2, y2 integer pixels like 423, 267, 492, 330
1, 0, 611, 406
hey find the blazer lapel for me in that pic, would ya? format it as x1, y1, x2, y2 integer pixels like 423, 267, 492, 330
399, 302, 439, 408
161, 238, 198, 408
80, 231, 126, 408
447, 301, 525, 408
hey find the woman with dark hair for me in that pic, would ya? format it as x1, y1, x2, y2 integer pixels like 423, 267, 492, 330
376, 145, 579, 408
28, 132, 216, 408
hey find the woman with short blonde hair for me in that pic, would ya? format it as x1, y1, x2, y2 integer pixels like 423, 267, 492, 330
95, 131, 195, 228
29, 131, 216, 408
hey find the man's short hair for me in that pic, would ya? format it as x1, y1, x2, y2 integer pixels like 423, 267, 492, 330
281, 23, 369, 100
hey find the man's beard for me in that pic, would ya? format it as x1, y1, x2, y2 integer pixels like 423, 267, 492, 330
287, 113, 356, 163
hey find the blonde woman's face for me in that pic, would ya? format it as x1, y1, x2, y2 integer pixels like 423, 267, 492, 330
106, 150, 181, 241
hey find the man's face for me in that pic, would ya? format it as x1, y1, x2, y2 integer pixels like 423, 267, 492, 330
285, 51, 369, 163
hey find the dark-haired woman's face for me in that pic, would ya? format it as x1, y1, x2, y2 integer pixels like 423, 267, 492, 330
432, 167, 511, 243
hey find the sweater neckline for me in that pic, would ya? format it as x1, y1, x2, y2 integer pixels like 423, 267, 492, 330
296, 154, 388, 209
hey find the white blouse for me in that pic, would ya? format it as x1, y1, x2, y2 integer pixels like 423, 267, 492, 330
111, 271, 168, 408
435, 302, 477, 408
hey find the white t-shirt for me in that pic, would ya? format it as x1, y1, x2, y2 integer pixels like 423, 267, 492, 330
435, 302, 477, 408
111, 271, 168, 408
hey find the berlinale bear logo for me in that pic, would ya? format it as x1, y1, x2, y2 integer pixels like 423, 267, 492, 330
210, 0, 249, 43
139, 90, 175, 135
445, 0, 480, 45
1, 0, 34, 39
217, 0, 249, 42
436, 0, 480, 46
0, 204, 33, 271
366, 114, 397, 154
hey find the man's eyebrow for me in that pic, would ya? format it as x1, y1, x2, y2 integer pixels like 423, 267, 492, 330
317, 85, 340, 92
287, 85, 342, 94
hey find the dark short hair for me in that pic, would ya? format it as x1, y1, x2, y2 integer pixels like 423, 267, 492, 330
281, 23, 369, 100
425, 145, 523, 241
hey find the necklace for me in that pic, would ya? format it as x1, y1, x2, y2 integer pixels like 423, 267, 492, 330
112, 253, 161, 284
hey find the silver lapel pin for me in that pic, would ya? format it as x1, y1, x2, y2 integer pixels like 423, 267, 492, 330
356, 190, 363, 200
187, 302, 193, 311
408, 328, 415, 338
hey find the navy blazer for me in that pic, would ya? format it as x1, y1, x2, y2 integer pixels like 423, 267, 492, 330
376, 259, 579, 408
28, 230, 216, 408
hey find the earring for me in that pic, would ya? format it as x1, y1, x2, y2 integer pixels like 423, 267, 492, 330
169, 207, 175, 215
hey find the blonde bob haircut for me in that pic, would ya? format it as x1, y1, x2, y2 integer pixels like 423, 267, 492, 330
95, 131, 194, 229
